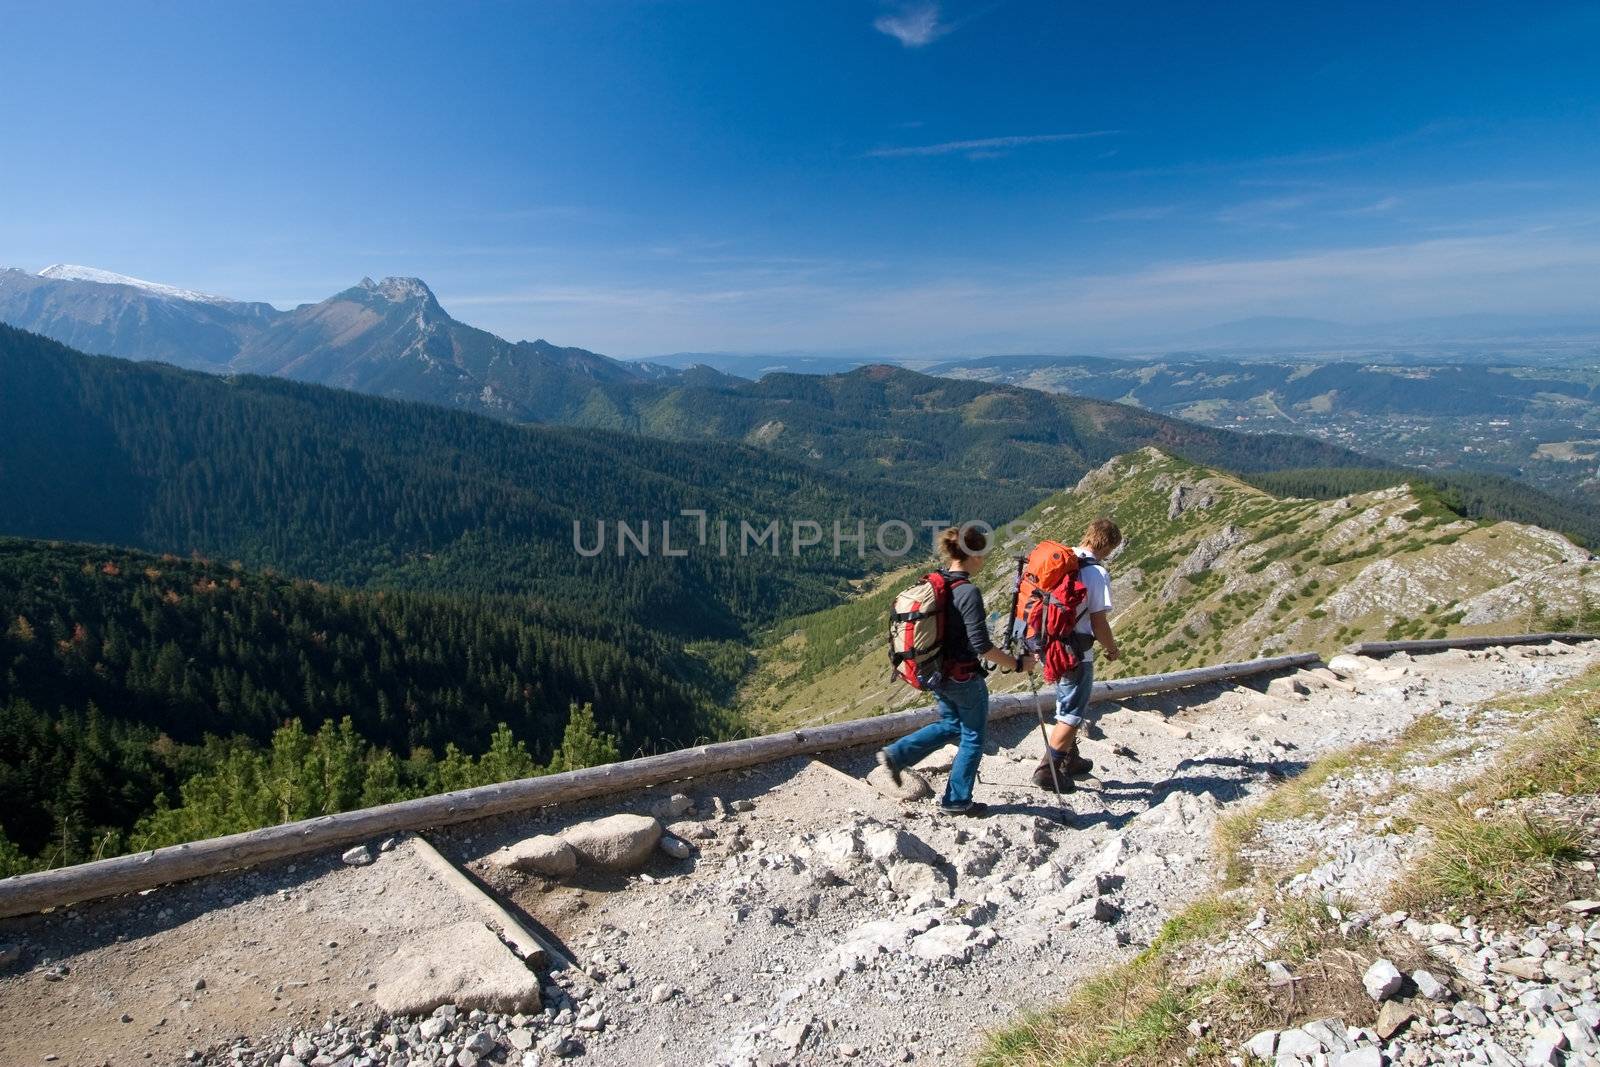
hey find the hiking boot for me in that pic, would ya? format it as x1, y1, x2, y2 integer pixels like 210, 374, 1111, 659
1065, 746, 1094, 776
938, 800, 990, 817
875, 748, 902, 787
1031, 754, 1078, 793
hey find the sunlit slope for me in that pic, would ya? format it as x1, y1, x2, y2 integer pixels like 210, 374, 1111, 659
742, 448, 1599, 730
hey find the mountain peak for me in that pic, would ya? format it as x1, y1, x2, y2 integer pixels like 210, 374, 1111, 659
37, 264, 234, 305
356, 276, 437, 304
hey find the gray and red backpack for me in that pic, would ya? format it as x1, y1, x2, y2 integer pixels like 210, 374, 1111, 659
889, 571, 978, 690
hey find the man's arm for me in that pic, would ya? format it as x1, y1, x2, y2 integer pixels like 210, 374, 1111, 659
1090, 609, 1119, 661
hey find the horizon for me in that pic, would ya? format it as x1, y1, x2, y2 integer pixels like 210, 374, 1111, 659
4, 2, 1600, 355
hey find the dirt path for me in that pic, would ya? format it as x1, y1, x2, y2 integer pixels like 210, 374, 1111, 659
1, 642, 1594, 1067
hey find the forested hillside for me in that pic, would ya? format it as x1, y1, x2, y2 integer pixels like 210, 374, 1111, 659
0, 325, 942, 622
0, 538, 672, 871
548, 364, 1376, 520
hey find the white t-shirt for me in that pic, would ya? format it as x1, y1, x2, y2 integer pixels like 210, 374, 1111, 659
1072, 548, 1112, 659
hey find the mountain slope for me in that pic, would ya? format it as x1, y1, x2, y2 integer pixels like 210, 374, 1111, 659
0, 266, 279, 371
0, 266, 1376, 505
741, 448, 1600, 729
0, 536, 696, 866
232, 276, 650, 421
0, 324, 936, 621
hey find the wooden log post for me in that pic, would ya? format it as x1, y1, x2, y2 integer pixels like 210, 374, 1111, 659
0, 652, 1319, 919
1344, 633, 1597, 657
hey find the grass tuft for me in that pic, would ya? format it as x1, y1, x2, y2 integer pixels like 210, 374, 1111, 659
1401, 805, 1584, 912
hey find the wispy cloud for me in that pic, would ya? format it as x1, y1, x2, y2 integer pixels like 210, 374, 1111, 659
1342, 195, 1402, 216
866, 131, 1119, 159
874, 2, 951, 47
1088, 204, 1181, 223
1215, 195, 1312, 227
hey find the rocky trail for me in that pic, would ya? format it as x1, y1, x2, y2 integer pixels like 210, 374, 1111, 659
2, 641, 1598, 1067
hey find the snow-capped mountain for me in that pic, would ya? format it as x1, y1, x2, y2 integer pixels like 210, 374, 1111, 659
37, 264, 237, 306
0, 266, 279, 371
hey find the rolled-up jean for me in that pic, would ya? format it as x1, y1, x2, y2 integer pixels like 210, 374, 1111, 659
1051, 659, 1096, 727
885, 674, 989, 807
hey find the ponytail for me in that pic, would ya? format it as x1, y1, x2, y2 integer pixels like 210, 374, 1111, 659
938, 524, 989, 562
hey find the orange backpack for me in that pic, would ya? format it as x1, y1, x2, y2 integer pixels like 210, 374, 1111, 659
1013, 541, 1099, 681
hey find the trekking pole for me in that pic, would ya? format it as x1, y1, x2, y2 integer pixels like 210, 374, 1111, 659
1003, 556, 1025, 659
1027, 669, 1070, 822
1006, 556, 1070, 821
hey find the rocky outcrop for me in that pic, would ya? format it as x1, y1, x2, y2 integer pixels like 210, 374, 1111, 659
1160, 524, 1247, 602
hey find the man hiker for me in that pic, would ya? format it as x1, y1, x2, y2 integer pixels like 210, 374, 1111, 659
1033, 518, 1122, 791
877, 525, 1035, 817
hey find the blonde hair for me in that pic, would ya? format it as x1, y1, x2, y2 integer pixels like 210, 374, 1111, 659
938, 525, 989, 562
1084, 517, 1122, 557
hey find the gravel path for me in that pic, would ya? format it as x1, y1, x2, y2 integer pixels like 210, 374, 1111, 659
1, 641, 1595, 1067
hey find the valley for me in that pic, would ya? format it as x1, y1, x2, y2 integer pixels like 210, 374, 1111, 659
4, 316, 1599, 878
934, 355, 1600, 502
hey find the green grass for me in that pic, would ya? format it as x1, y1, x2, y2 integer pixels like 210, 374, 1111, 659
1396, 673, 1600, 914
1402, 806, 1585, 912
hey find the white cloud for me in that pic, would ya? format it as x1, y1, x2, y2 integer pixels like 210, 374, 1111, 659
866, 131, 1119, 159
873, 2, 951, 47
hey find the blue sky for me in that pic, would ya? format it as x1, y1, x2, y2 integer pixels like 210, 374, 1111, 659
3, 1, 1599, 355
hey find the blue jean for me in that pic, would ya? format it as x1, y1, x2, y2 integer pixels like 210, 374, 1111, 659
1051, 659, 1096, 727
885, 675, 989, 808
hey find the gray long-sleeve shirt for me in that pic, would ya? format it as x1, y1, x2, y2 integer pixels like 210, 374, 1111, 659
938, 568, 993, 662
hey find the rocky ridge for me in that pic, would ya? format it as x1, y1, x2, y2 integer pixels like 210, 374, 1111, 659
745, 449, 1600, 730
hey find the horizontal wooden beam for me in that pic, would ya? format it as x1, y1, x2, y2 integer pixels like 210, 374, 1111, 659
1345, 633, 1597, 657
0, 652, 1318, 920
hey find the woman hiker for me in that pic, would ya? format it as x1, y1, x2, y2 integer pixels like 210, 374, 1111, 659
875, 525, 1034, 816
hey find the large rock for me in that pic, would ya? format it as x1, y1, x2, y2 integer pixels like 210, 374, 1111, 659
1326, 654, 1368, 675
861, 826, 942, 867
376, 921, 542, 1016
1265, 675, 1310, 700
1363, 959, 1404, 1002
908, 923, 994, 964
562, 814, 663, 872
490, 835, 578, 878
867, 765, 933, 801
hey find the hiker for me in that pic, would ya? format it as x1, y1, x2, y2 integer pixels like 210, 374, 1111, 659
877, 525, 1034, 816
1032, 518, 1122, 791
